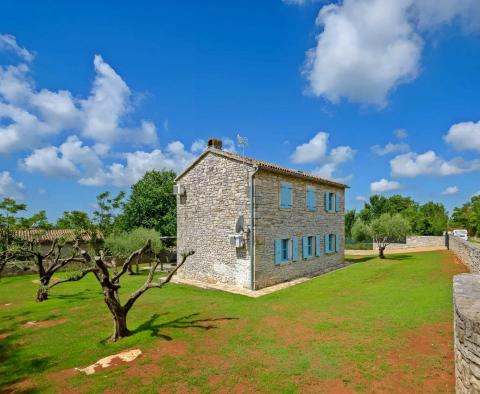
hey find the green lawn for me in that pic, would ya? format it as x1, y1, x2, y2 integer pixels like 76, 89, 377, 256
0, 251, 466, 393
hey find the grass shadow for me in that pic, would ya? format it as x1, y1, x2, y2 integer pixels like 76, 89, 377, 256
131, 313, 239, 339
384, 254, 414, 261
0, 332, 53, 390
345, 255, 377, 263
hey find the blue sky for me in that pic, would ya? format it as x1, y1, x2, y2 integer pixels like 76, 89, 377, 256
0, 0, 479, 220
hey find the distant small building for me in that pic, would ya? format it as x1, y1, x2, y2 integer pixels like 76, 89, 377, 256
12, 229, 102, 257
175, 138, 347, 290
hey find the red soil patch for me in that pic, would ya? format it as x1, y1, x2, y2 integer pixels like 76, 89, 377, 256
0, 332, 9, 340
21, 318, 66, 329
315, 321, 456, 393
370, 322, 455, 393
1, 378, 35, 394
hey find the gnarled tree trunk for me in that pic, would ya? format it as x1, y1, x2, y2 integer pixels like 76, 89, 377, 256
378, 246, 386, 259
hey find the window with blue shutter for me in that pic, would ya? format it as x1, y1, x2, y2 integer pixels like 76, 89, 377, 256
329, 234, 336, 253
324, 192, 328, 212
280, 182, 293, 208
335, 234, 340, 252
335, 192, 340, 212
315, 235, 320, 256
275, 239, 282, 265
302, 236, 308, 259
281, 239, 289, 262
292, 237, 299, 261
324, 234, 330, 253
307, 187, 316, 211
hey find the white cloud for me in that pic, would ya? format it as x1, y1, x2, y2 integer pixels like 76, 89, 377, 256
390, 150, 480, 177
441, 186, 459, 196
0, 171, 25, 199
21, 135, 102, 178
412, 0, 480, 31
304, 0, 422, 106
370, 178, 401, 194
291, 132, 355, 181
394, 128, 408, 139
0, 34, 34, 62
222, 137, 237, 153
356, 195, 367, 202
0, 42, 157, 153
79, 141, 198, 187
291, 132, 328, 163
302, 0, 480, 106
191, 139, 206, 154
371, 142, 410, 156
80, 55, 157, 145
444, 120, 480, 152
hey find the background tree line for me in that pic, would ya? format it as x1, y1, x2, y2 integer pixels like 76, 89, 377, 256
345, 194, 448, 240
346, 193, 480, 242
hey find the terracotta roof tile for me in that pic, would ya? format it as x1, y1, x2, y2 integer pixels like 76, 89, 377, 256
11, 229, 103, 243
176, 147, 348, 188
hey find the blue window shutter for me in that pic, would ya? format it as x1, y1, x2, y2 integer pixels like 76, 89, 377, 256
302, 236, 308, 259
335, 234, 340, 252
324, 192, 328, 212
287, 184, 292, 208
280, 185, 287, 208
275, 239, 282, 265
324, 234, 329, 253
307, 188, 316, 211
280, 183, 292, 208
315, 235, 320, 256
335, 192, 340, 212
292, 237, 299, 261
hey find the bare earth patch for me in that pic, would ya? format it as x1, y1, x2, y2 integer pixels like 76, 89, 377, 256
21, 318, 66, 329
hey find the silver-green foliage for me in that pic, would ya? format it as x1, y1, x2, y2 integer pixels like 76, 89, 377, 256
105, 228, 164, 258
352, 213, 411, 256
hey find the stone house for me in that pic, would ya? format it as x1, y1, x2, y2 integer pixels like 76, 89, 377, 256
175, 138, 347, 290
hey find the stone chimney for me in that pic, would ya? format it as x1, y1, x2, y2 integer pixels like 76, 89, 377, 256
207, 138, 223, 150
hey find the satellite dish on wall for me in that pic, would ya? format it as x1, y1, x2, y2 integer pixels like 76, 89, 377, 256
235, 215, 244, 233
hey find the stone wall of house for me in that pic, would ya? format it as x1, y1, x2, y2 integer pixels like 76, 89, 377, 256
453, 274, 480, 393
373, 235, 445, 250
176, 152, 252, 288
253, 170, 345, 289
450, 237, 480, 273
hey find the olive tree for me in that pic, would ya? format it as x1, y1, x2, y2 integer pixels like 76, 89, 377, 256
52, 240, 194, 341
352, 213, 411, 259
105, 228, 163, 274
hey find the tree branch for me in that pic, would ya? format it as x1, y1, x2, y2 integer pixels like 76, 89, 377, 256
124, 250, 194, 313
111, 240, 152, 283
47, 267, 98, 289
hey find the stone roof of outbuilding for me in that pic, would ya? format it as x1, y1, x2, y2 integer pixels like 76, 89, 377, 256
11, 229, 103, 243
175, 147, 348, 189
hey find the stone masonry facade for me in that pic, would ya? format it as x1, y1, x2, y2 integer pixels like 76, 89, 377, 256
253, 170, 344, 289
176, 148, 346, 290
176, 152, 252, 288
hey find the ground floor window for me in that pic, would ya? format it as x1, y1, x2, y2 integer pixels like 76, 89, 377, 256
281, 239, 289, 262
307, 236, 314, 257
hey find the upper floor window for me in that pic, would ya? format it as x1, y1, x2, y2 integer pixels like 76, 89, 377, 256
306, 186, 316, 211
324, 192, 341, 212
280, 182, 293, 209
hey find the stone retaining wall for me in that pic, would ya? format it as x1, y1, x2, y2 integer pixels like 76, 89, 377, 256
453, 274, 480, 393
450, 237, 480, 273
373, 235, 445, 250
